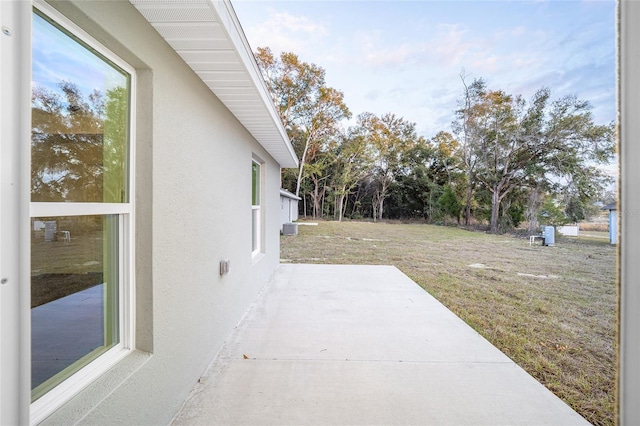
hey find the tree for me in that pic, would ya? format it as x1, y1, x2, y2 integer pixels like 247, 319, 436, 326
543, 95, 615, 222
452, 74, 487, 226
539, 196, 568, 227
438, 185, 462, 224
254, 47, 351, 198
391, 141, 435, 219
454, 78, 615, 233
358, 112, 421, 220
431, 131, 461, 186
390, 136, 459, 221
472, 88, 526, 234
330, 130, 373, 221
305, 147, 333, 218
524, 185, 546, 234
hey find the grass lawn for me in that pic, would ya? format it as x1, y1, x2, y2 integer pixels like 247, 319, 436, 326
281, 220, 617, 426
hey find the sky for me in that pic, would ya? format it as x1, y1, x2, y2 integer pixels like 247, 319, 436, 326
32, 12, 128, 102
231, 0, 616, 141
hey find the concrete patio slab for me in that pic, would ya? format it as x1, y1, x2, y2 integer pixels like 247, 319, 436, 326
172, 264, 589, 425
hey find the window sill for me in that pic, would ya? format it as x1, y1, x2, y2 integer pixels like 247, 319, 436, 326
252, 251, 265, 265
30, 349, 151, 425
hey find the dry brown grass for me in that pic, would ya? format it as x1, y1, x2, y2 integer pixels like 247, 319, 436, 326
281, 220, 617, 425
580, 222, 610, 232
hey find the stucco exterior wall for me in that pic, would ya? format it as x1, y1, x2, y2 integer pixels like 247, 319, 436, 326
39, 1, 282, 424
280, 195, 300, 229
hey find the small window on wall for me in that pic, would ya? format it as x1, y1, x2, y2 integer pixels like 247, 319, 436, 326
30, 3, 134, 417
252, 160, 262, 256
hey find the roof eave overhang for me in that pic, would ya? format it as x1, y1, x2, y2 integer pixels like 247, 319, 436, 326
129, 0, 298, 168
280, 188, 302, 200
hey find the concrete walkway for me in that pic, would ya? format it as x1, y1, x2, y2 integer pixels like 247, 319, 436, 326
172, 264, 589, 425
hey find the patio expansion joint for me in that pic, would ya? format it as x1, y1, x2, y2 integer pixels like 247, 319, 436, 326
219, 356, 514, 365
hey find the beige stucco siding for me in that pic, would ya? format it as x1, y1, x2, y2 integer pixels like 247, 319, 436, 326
41, 1, 282, 424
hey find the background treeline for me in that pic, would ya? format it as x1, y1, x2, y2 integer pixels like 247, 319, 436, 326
256, 47, 616, 234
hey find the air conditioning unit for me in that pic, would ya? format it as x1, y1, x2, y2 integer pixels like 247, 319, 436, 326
282, 223, 298, 236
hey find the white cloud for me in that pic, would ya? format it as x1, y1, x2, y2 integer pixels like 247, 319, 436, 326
241, 10, 328, 56
233, 0, 615, 139
350, 23, 472, 71
268, 11, 327, 35
494, 25, 527, 41
362, 43, 417, 68
427, 23, 472, 67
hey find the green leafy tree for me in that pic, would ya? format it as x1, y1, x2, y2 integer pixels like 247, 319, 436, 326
432, 131, 462, 186
539, 197, 568, 227
358, 112, 422, 220
438, 185, 462, 224
330, 130, 373, 221
452, 74, 487, 226
454, 77, 614, 234
390, 138, 450, 221
305, 147, 334, 218
254, 47, 351, 199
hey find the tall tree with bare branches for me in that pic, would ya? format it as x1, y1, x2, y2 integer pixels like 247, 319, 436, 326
254, 47, 351, 198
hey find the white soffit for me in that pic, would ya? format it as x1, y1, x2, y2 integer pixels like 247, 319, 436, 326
129, 0, 298, 168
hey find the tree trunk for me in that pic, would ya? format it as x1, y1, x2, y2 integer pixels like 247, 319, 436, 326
312, 182, 320, 218
374, 177, 390, 221
352, 186, 364, 218
526, 188, 542, 234
464, 178, 473, 226
372, 192, 379, 221
377, 196, 385, 221
295, 135, 313, 197
303, 192, 307, 218
336, 185, 347, 222
342, 194, 349, 221
490, 186, 503, 234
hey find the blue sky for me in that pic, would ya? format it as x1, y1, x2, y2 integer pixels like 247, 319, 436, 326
32, 12, 127, 104
232, 0, 616, 140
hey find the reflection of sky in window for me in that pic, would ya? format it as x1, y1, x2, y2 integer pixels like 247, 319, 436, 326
32, 12, 126, 99
32, 11, 129, 194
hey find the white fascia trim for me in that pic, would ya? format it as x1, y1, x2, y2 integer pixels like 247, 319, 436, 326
208, 0, 298, 168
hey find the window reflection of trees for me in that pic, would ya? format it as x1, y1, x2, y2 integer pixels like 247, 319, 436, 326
30, 79, 127, 310
31, 81, 128, 203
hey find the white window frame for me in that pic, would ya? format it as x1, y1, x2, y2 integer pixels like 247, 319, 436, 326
29, 2, 136, 423
251, 158, 264, 258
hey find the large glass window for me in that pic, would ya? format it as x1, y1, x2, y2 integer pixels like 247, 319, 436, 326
252, 160, 261, 255
31, 215, 119, 399
30, 6, 133, 404
31, 10, 129, 204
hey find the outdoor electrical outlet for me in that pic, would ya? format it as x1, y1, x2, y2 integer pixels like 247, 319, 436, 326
220, 260, 230, 276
